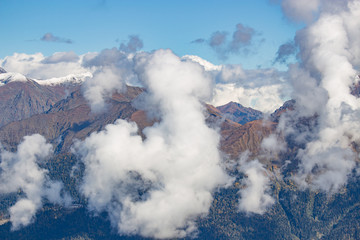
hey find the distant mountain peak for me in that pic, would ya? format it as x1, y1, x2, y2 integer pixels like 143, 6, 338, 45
270, 99, 295, 122
217, 101, 260, 113
0, 72, 28, 86
224, 101, 245, 108
216, 101, 263, 125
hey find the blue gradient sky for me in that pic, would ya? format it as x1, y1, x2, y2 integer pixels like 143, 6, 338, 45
0, 0, 301, 69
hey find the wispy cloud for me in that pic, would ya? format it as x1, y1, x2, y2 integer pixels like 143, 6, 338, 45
237, 152, 274, 214
74, 49, 232, 238
273, 40, 297, 64
0, 52, 87, 79
277, 0, 360, 192
190, 38, 205, 44
192, 23, 261, 60
0, 134, 71, 230
41, 33, 73, 44
119, 35, 143, 53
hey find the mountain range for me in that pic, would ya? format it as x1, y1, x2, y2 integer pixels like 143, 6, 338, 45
0, 68, 359, 240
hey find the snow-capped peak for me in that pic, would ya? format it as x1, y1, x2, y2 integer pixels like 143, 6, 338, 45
35, 72, 93, 86
0, 72, 28, 86
181, 55, 222, 71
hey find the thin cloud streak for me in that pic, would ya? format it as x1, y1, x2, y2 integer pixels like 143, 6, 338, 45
41, 33, 73, 44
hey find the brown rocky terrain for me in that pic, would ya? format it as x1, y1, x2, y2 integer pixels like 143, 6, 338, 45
0, 76, 81, 128
0, 86, 143, 152
220, 119, 276, 158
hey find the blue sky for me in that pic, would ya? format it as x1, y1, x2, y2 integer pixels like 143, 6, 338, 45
0, 0, 301, 69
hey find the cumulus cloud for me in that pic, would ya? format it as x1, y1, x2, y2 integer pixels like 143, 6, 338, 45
82, 36, 143, 69
41, 51, 79, 64
280, 0, 350, 23
183, 55, 291, 112
81, 47, 140, 86
230, 23, 256, 52
82, 48, 131, 69
41, 32, 73, 44
277, 0, 360, 192
294, 146, 356, 193
281, 0, 321, 23
192, 23, 260, 59
286, 64, 328, 117
82, 66, 125, 112
80, 47, 142, 112
216, 64, 246, 82
73, 49, 232, 238
119, 35, 143, 53
274, 40, 297, 64
0, 134, 71, 230
212, 83, 285, 113
0, 52, 89, 79
237, 152, 274, 214
213, 68, 290, 112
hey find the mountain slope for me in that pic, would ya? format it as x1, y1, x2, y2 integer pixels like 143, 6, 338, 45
216, 101, 263, 125
0, 71, 82, 127
0, 86, 143, 153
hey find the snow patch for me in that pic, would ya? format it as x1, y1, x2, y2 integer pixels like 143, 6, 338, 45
0, 72, 28, 86
35, 72, 92, 86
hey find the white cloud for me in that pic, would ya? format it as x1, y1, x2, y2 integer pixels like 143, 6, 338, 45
281, 0, 321, 23
82, 66, 125, 113
278, 0, 360, 192
41, 51, 79, 64
119, 35, 143, 53
0, 134, 71, 230
261, 134, 286, 154
280, 0, 352, 24
181, 55, 222, 71
73, 49, 232, 239
0, 52, 89, 79
211, 83, 285, 113
183, 55, 291, 113
237, 152, 274, 214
